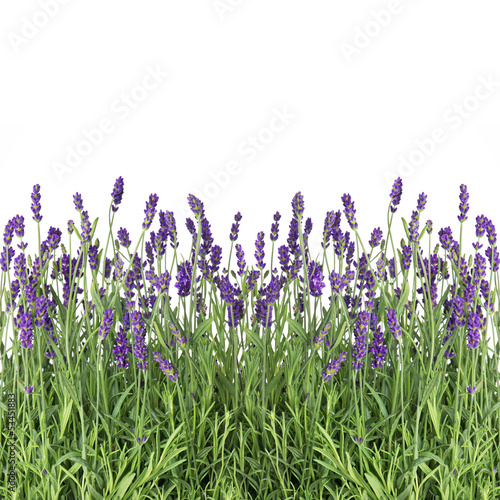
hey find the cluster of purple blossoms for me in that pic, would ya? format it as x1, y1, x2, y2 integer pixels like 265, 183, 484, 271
341, 193, 358, 230
368, 312, 387, 369
270, 212, 281, 242
322, 351, 347, 382
292, 192, 304, 219
31, 184, 43, 222
235, 244, 246, 276
98, 308, 114, 339
187, 194, 205, 220
416, 192, 427, 212
175, 261, 193, 297
153, 352, 178, 382
307, 261, 325, 297
352, 310, 370, 369
255, 276, 281, 327
111, 176, 125, 212
130, 310, 148, 369
142, 194, 159, 230
255, 231, 265, 270
409, 211, 420, 244
401, 244, 412, 271
386, 308, 402, 339
113, 323, 131, 369
457, 184, 469, 222
117, 228, 131, 248
169, 322, 188, 347
467, 309, 482, 349
311, 322, 331, 348
389, 177, 403, 213
229, 212, 242, 241
369, 227, 383, 248
466, 385, 476, 395
19, 306, 34, 349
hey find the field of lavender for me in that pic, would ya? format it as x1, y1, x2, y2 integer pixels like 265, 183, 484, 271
1, 177, 499, 499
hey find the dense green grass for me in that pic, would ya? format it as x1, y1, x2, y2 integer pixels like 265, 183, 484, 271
1, 179, 499, 499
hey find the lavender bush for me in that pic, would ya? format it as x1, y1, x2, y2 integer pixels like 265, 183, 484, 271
1, 177, 499, 499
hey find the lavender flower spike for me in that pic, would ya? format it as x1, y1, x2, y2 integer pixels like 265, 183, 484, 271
111, 176, 125, 212
389, 177, 403, 213
458, 184, 469, 223
386, 308, 402, 339
341, 193, 358, 230
31, 184, 43, 222
187, 194, 205, 220
142, 194, 159, 230
98, 308, 114, 339
292, 192, 305, 219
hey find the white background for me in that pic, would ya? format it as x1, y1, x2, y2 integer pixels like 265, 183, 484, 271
1, 1, 500, 352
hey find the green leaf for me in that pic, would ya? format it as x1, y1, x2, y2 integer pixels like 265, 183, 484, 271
192, 316, 214, 343
365, 472, 387, 499
264, 372, 284, 399
401, 217, 410, 241
396, 280, 410, 316
59, 395, 73, 440
286, 316, 309, 344
215, 372, 236, 399
364, 381, 388, 420
244, 327, 263, 351
115, 472, 136, 499
90, 279, 105, 317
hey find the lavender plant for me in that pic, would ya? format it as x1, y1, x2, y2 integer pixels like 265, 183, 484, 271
0, 178, 499, 499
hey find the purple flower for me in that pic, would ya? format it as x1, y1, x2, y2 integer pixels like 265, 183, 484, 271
466, 385, 476, 394
111, 176, 125, 212
389, 177, 403, 213
369, 317, 388, 369
246, 270, 260, 290
81, 211, 91, 243
278, 245, 290, 274
402, 244, 412, 271
369, 227, 383, 248
354, 436, 363, 444
13, 214, 25, 239
409, 211, 420, 243
425, 220, 433, 234
341, 193, 358, 230
24, 385, 34, 394
98, 308, 114, 339
235, 244, 246, 276
175, 261, 192, 297
352, 310, 370, 369
467, 309, 481, 349
270, 212, 281, 242
19, 307, 34, 349
386, 308, 402, 339
312, 322, 331, 348
112, 325, 131, 369
187, 194, 204, 220
31, 184, 43, 222
476, 215, 487, 239
117, 228, 131, 248
142, 194, 159, 230
438, 227, 455, 251
229, 212, 242, 241
485, 245, 500, 272
130, 310, 148, 369
308, 261, 325, 297
3, 218, 15, 246
67, 220, 74, 234
486, 218, 497, 247
292, 192, 305, 219
322, 352, 348, 382
153, 352, 178, 381
168, 322, 187, 347
416, 192, 427, 212
457, 184, 469, 222
88, 245, 98, 270
255, 231, 265, 270
73, 192, 84, 212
